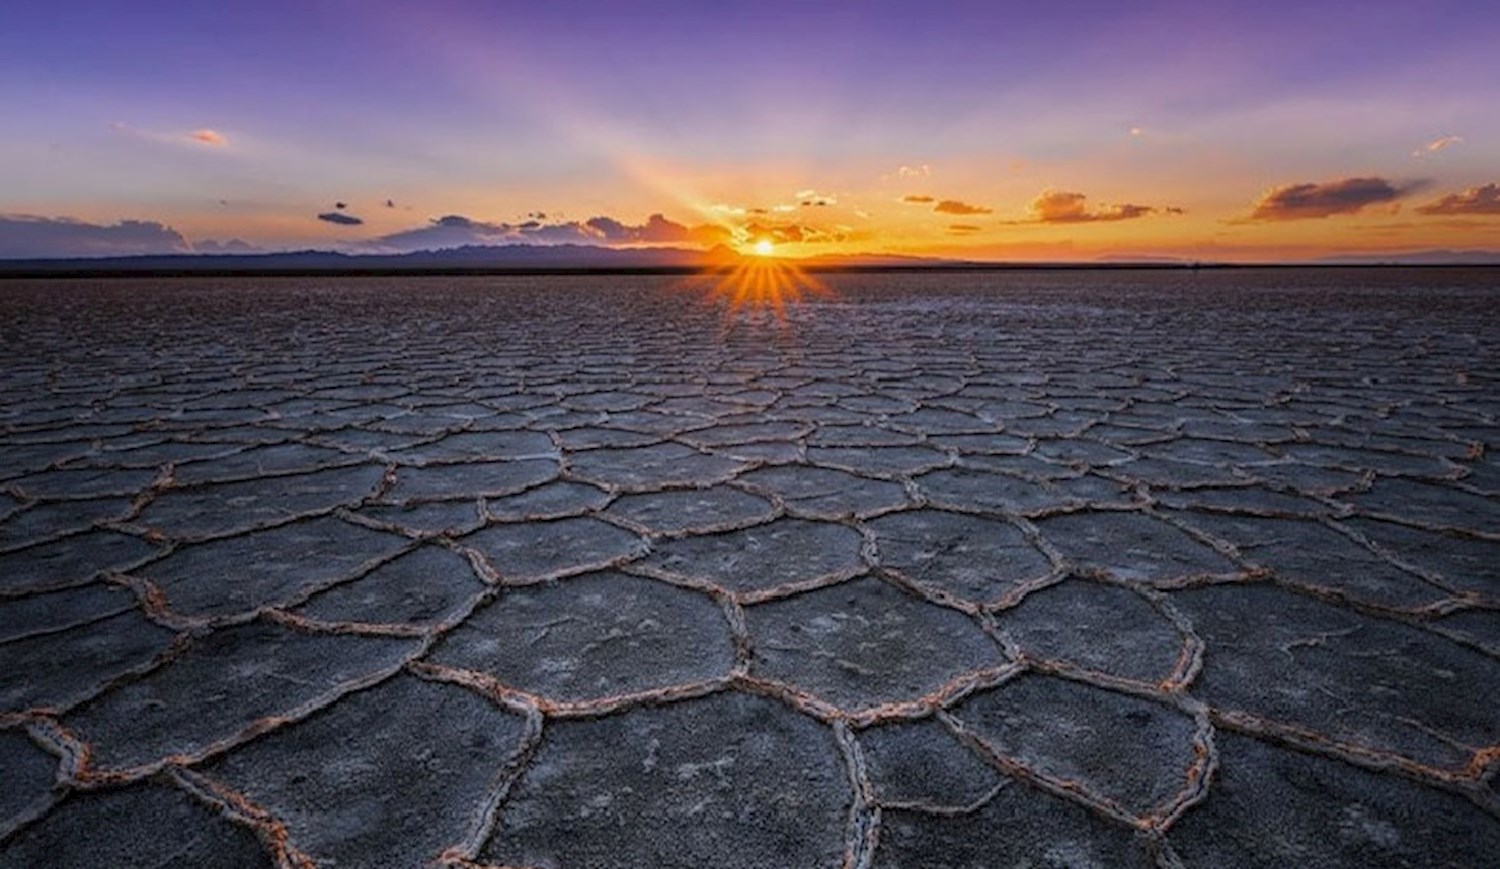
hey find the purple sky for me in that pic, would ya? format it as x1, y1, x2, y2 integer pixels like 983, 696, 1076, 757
2, 0, 1497, 258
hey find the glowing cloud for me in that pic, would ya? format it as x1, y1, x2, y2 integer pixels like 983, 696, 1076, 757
189, 129, 228, 147
1415, 184, 1500, 216
1018, 190, 1177, 224
1412, 136, 1463, 157
1247, 178, 1410, 221
933, 199, 992, 215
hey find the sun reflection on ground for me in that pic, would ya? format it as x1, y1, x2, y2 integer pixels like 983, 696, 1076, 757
680, 256, 832, 319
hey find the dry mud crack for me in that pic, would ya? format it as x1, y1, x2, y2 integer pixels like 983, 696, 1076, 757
1, 270, 1498, 867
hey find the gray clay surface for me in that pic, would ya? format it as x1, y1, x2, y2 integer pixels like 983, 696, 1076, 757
1, 270, 1497, 866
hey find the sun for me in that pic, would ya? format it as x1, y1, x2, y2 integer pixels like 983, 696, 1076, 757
752, 239, 775, 256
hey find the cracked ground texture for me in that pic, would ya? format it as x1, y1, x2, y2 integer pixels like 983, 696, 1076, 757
1, 268, 1498, 868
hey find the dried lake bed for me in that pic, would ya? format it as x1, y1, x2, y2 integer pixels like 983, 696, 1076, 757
1, 268, 1498, 867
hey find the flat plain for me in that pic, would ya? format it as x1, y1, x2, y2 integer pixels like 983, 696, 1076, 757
1, 268, 1497, 867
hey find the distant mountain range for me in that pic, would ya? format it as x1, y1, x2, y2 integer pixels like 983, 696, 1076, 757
0, 243, 1496, 275
1309, 249, 1500, 266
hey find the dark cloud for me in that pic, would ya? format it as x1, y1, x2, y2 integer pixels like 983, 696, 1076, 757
585, 213, 728, 245
385, 199, 397, 208
0, 215, 189, 259
317, 212, 364, 226
1248, 177, 1410, 221
1415, 183, 1500, 216
901, 195, 935, 204
1010, 190, 1179, 224
334, 201, 348, 210
934, 199, 992, 215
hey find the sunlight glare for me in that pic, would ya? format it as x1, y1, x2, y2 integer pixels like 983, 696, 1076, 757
753, 239, 775, 256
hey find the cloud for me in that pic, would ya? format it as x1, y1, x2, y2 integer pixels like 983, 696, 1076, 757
934, 199, 993, 215
948, 224, 982, 234
1247, 177, 1414, 221
112, 122, 232, 150
795, 189, 837, 207
901, 195, 935, 204
367, 213, 731, 252
1412, 136, 1463, 158
1415, 183, 1500, 216
585, 213, 727, 245
317, 212, 364, 226
742, 221, 848, 245
898, 164, 931, 178
189, 129, 228, 147
0, 214, 189, 259
1003, 190, 1182, 225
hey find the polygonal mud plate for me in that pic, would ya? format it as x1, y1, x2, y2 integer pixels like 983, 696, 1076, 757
746, 577, 1003, 713
859, 717, 1002, 808
874, 777, 1154, 868
483, 692, 849, 869
640, 517, 864, 596
61, 623, 418, 770
738, 465, 910, 519
0, 783, 273, 867
568, 443, 747, 490
0, 531, 162, 595
132, 464, 388, 538
295, 545, 484, 627
994, 579, 1185, 682
1172, 582, 1500, 769
1180, 513, 1447, 609
951, 673, 1200, 817
0, 610, 176, 713
604, 485, 773, 536
428, 571, 735, 702
204, 674, 528, 866
458, 517, 645, 583
1035, 511, 1238, 583
1169, 732, 1500, 866
869, 509, 1053, 605
385, 459, 559, 501
142, 516, 409, 618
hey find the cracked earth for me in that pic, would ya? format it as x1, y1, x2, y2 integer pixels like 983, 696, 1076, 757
1, 269, 1498, 867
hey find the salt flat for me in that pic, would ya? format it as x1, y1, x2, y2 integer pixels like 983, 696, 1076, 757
1, 268, 1497, 867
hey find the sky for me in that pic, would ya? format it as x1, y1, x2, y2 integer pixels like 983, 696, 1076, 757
1, 0, 1497, 261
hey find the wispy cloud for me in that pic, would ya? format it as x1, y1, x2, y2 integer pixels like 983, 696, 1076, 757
0, 214, 188, 258
948, 224, 982, 235
1014, 190, 1180, 224
934, 199, 992, 215
188, 129, 228, 147
112, 122, 232, 150
901, 195, 935, 204
1246, 177, 1415, 221
1415, 183, 1500, 216
1412, 135, 1463, 158
897, 164, 931, 178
